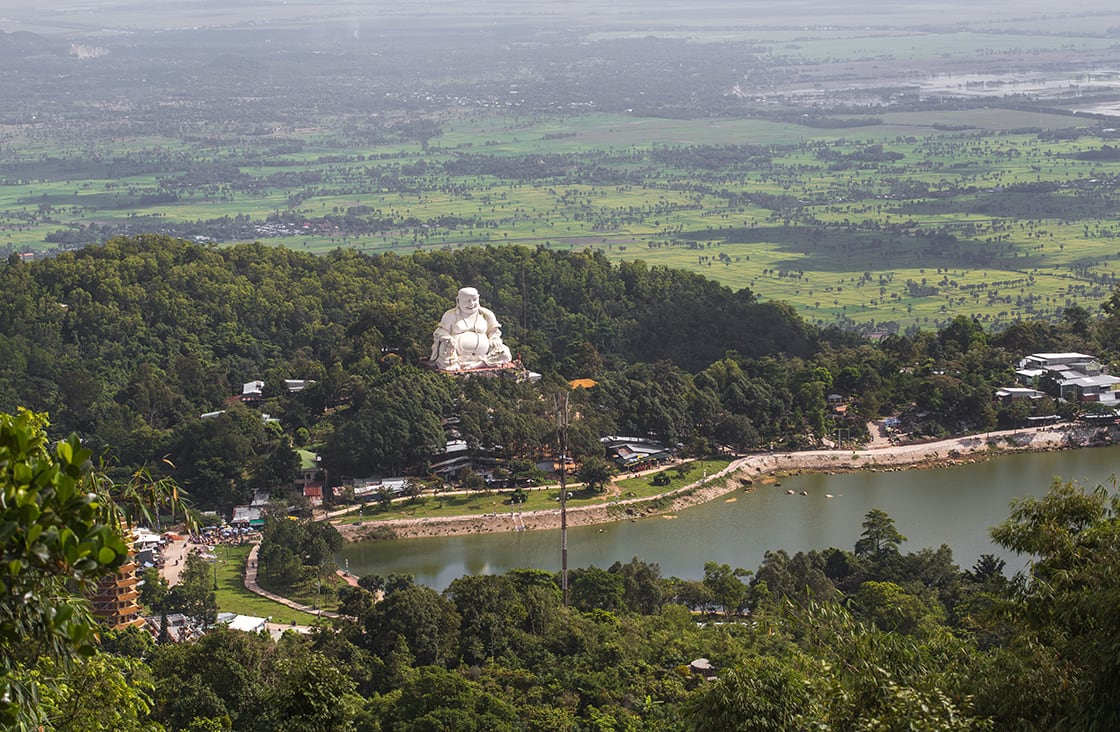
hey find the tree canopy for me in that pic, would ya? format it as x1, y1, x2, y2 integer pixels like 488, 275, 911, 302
3, 406, 1120, 730
0, 409, 130, 728
3, 237, 1120, 505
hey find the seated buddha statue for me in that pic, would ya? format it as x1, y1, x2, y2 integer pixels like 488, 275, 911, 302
430, 287, 513, 371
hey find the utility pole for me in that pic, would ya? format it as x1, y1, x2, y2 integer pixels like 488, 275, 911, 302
557, 391, 570, 607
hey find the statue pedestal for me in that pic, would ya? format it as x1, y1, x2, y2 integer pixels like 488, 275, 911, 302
421, 358, 528, 380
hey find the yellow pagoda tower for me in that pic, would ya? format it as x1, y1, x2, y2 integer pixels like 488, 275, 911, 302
89, 531, 145, 630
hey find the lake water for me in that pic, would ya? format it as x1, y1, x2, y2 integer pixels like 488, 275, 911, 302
336, 445, 1120, 590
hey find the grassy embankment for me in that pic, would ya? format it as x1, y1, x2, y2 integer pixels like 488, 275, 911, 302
206, 458, 729, 616
211, 544, 340, 623
329, 458, 734, 525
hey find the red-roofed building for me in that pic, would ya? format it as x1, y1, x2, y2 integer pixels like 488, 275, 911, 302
303, 483, 323, 507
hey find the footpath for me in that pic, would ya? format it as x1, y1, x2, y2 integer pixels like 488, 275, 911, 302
158, 537, 337, 626
243, 543, 340, 619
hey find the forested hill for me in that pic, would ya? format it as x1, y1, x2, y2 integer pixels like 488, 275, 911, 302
0, 235, 813, 378
0, 236, 813, 475
6, 235, 1117, 513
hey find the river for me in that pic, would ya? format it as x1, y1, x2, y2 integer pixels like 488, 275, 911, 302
336, 445, 1120, 590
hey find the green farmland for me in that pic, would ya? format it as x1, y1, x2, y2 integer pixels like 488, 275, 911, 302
5, 107, 1118, 332
4, 0, 1120, 333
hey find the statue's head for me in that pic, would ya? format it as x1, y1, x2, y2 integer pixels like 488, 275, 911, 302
456, 287, 480, 316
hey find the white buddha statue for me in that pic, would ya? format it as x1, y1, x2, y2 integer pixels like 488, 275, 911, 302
430, 287, 513, 371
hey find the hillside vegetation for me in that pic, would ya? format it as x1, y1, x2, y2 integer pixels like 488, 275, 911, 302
2, 237, 1119, 514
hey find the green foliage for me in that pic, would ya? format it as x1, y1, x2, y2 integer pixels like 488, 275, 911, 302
99, 625, 158, 660
609, 557, 666, 615
151, 625, 362, 731
853, 580, 947, 637
785, 601, 989, 730
139, 565, 171, 614
0, 409, 129, 729
258, 542, 303, 587
0, 238, 823, 489
321, 369, 452, 476
751, 549, 842, 611
443, 574, 528, 665
576, 456, 616, 492
167, 402, 296, 514
989, 479, 1120, 730
170, 552, 219, 625
115, 462, 196, 535
363, 584, 460, 667
683, 657, 813, 731
854, 508, 907, 561
258, 515, 344, 590
381, 666, 518, 732
28, 474, 1115, 732
703, 562, 751, 617
5, 234, 1120, 729
262, 652, 362, 732
855, 683, 991, 732
3, 236, 1118, 492
32, 653, 162, 732
568, 566, 626, 613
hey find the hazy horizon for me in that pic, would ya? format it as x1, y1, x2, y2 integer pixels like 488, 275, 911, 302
2, 0, 1118, 37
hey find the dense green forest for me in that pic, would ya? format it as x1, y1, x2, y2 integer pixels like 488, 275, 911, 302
5, 4, 1120, 728
2, 236, 1118, 514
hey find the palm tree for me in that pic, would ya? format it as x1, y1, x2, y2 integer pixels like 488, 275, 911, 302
108, 460, 196, 535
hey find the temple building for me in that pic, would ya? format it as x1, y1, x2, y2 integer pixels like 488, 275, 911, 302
89, 531, 145, 630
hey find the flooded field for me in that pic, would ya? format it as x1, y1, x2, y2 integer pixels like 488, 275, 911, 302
919, 68, 1120, 101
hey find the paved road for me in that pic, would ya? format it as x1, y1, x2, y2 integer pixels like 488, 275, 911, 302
159, 537, 192, 586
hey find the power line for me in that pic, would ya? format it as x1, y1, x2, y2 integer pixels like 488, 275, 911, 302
556, 390, 569, 607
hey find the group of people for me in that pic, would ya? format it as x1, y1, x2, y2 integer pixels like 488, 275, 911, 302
189, 526, 259, 548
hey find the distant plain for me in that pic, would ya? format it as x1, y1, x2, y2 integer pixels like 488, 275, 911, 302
2, 0, 1119, 331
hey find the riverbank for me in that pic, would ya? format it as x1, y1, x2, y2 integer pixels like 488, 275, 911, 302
333, 422, 1114, 542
